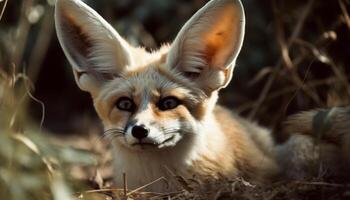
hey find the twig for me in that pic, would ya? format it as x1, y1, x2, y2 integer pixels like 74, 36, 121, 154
28, 5, 55, 82
11, 68, 46, 132
7, 67, 45, 132
281, 56, 316, 115
11, 0, 34, 68
339, 0, 350, 30
274, 1, 293, 70
82, 188, 122, 194
295, 38, 350, 94
123, 173, 127, 199
22, 74, 45, 132
294, 181, 350, 188
248, 0, 315, 119
127, 177, 168, 196
237, 77, 350, 113
82, 188, 161, 194
0, 0, 8, 21
12, 133, 55, 175
280, 37, 323, 106
280, 43, 323, 106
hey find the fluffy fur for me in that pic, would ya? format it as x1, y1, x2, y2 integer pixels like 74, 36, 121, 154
55, 0, 350, 193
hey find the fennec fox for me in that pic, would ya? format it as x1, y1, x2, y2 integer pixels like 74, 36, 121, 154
55, 0, 350, 192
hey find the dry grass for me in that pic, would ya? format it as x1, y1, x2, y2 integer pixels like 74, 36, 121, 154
0, 69, 98, 200
235, 0, 350, 125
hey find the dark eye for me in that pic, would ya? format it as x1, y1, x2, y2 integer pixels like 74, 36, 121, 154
116, 97, 135, 112
157, 96, 181, 111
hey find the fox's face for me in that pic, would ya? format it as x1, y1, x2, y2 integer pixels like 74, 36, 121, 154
55, 0, 245, 151
94, 64, 207, 150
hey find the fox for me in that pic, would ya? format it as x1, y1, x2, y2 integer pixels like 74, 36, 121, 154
55, 0, 350, 192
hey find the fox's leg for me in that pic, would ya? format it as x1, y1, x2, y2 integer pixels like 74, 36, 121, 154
276, 107, 350, 180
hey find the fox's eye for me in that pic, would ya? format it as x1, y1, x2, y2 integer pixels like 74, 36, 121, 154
157, 96, 181, 111
116, 97, 135, 112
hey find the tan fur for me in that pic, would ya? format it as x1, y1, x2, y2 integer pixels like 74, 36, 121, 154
55, 0, 350, 193
278, 107, 350, 179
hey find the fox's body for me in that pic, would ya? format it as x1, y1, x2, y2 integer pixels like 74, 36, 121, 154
55, 0, 350, 192
92, 44, 278, 190
110, 105, 278, 191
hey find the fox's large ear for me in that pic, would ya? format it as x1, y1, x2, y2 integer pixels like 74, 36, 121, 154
167, 0, 245, 93
55, 0, 133, 95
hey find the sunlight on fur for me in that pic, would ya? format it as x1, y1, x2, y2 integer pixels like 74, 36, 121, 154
55, 0, 350, 193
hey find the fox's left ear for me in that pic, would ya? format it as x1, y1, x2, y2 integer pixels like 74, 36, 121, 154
167, 0, 245, 93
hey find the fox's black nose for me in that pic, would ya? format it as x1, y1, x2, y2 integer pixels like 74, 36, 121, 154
132, 125, 149, 139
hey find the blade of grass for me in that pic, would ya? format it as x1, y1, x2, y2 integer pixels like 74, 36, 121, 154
0, 0, 8, 21
248, 0, 315, 119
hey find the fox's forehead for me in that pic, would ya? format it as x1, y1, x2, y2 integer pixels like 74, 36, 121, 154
124, 66, 181, 97
98, 62, 198, 105
126, 45, 169, 71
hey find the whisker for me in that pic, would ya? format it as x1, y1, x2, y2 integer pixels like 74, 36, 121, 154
102, 129, 124, 136
162, 127, 179, 131
164, 130, 179, 135
103, 131, 123, 137
162, 128, 181, 134
99, 128, 125, 141
162, 123, 197, 135
103, 133, 123, 140
90, 128, 125, 148
162, 125, 196, 135
103, 128, 124, 133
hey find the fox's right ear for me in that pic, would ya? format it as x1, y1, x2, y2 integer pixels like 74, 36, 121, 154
55, 0, 133, 96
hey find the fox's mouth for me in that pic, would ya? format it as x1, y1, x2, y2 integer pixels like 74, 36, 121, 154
131, 135, 176, 148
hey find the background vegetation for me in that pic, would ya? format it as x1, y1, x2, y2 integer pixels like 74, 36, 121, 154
0, 0, 350, 199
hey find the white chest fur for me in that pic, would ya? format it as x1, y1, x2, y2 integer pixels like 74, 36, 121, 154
111, 137, 197, 192
111, 116, 225, 192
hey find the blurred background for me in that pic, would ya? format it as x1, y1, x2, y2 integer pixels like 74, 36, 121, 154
0, 0, 349, 138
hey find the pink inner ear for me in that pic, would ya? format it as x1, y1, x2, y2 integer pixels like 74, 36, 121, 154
202, 5, 240, 69
60, 11, 93, 60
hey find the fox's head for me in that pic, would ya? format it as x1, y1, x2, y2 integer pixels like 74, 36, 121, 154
55, 0, 245, 151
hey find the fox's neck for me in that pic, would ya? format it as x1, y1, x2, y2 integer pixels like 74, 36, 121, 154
111, 134, 196, 192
